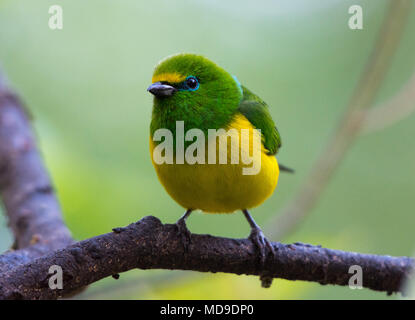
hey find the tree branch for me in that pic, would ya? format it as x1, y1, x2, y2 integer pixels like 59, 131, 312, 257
0, 72, 73, 274
0, 215, 413, 299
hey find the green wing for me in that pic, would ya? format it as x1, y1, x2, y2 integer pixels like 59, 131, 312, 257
237, 85, 281, 155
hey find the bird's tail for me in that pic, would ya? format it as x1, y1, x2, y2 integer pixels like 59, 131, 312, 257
279, 163, 294, 173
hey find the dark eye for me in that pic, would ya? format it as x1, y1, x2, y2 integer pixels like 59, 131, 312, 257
185, 76, 199, 90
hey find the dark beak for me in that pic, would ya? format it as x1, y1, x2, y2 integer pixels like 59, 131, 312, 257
147, 82, 177, 97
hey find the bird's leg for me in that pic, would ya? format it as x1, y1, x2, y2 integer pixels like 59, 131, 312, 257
175, 209, 193, 251
242, 209, 275, 262
242, 209, 275, 288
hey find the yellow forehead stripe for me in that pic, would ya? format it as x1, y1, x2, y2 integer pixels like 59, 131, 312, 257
152, 72, 186, 84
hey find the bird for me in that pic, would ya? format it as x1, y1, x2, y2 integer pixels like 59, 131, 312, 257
147, 53, 291, 276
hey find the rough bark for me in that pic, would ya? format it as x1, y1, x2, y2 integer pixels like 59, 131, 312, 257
0, 216, 413, 299
0, 74, 73, 275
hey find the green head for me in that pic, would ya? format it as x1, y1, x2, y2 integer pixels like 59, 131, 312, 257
148, 53, 243, 139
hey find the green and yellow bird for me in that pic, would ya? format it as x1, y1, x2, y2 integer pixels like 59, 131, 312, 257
147, 53, 290, 262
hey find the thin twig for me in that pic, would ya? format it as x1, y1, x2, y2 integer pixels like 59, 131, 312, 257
361, 72, 415, 134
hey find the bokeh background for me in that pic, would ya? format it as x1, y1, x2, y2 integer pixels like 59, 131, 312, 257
0, 0, 414, 299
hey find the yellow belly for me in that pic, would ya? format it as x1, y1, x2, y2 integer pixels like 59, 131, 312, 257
150, 114, 279, 213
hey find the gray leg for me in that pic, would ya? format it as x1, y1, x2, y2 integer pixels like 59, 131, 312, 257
175, 209, 192, 250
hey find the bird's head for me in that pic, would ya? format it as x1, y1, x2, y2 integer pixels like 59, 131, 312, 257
148, 53, 243, 135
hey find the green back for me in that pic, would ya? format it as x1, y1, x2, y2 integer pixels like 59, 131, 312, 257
238, 86, 281, 155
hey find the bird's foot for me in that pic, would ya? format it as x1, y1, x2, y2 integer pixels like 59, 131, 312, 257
175, 217, 192, 252
249, 227, 275, 264
249, 227, 275, 288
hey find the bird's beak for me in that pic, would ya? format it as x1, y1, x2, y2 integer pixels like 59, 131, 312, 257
147, 82, 177, 97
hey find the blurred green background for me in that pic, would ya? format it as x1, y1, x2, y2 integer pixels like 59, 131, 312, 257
0, 0, 414, 299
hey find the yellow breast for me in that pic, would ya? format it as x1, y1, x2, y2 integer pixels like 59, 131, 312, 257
149, 114, 279, 213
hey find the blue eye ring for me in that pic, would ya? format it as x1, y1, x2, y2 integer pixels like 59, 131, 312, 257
184, 76, 199, 91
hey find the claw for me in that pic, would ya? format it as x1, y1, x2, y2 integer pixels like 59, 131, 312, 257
243, 209, 276, 288
249, 227, 275, 266
249, 228, 276, 288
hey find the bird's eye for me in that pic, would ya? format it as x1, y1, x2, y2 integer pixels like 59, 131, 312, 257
185, 76, 199, 91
